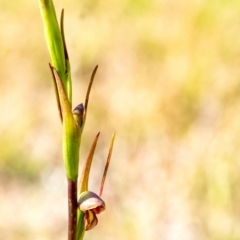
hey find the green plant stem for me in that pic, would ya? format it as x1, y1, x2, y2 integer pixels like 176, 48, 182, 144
68, 179, 78, 240
76, 211, 85, 240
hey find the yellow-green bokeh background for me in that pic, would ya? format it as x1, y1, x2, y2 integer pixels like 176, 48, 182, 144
1, 0, 240, 239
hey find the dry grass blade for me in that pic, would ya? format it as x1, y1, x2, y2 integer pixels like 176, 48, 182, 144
83, 65, 98, 123
79, 132, 100, 193
99, 132, 116, 197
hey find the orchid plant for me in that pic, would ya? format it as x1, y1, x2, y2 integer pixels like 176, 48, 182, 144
38, 1, 115, 240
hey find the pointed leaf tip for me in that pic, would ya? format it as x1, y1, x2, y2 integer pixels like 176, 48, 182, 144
79, 132, 101, 193
99, 132, 116, 197
83, 65, 98, 124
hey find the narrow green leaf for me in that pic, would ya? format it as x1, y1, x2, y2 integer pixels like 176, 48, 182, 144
38, 0, 65, 79
60, 9, 72, 102
50, 65, 79, 180
38, 0, 72, 103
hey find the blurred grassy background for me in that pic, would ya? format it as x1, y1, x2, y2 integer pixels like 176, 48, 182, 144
1, 0, 240, 239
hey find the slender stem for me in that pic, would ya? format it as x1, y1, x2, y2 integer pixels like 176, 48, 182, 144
68, 179, 78, 240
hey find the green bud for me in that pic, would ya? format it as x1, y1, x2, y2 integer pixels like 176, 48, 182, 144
73, 103, 84, 128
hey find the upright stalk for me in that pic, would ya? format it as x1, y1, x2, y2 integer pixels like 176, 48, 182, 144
68, 180, 78, 240
38, 1, 115, 239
